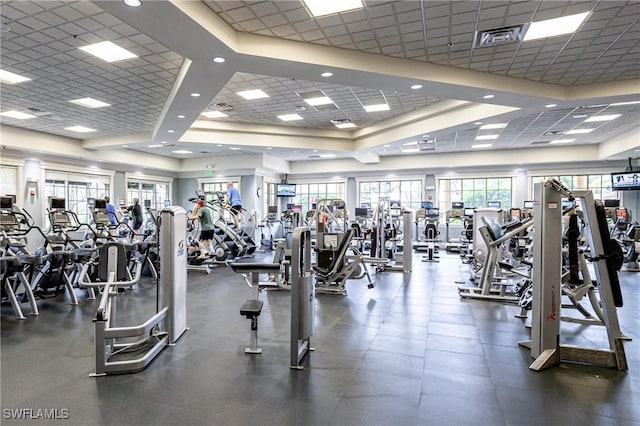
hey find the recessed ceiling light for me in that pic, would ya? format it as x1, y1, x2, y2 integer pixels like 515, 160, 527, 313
122, 145, 128, 148
313, 150, 318, 152
483, 94, 495, 99
319, 154, 336, 158
237, 89, 269, 100
168, 130, 175, 133
172, 150, 192, 154
302, 0, 363, 17
475, 135, 499, 140
474, 121, 483, 125
573, 114, 587, 119
266, 147, 272, 150
524, 11, 591, 41
472, 143, 493, 149
609, 101, 640, 106
201, 111, 228, 118
364, 104, 390, 112
190, 93, 201, 97
123, 0, 141, 6
401, 147, 420, 153
65, 125, 96, 132
479, 123, 507, 130
160, 141, 167, 144
79, 41, 137, 63
69, 97, 111, 108
584, 114, 621, 122
0, 110, 37, 119
229, 147, 241, 150
177, 115, 185, 119
334, 122, 357, 129
212, 56, 226, 63
411, 84, 423, 90
422, 134, 429, 138
550, 139, 576, 144
565, 128, 594, 134
0, 69, 31, 84
321, 72, 333, 78
278, 113, 303, 121
384, 144, 390, 148
545, 104, 557, 108
298, 90, 333, 106
148, 144, 162, 148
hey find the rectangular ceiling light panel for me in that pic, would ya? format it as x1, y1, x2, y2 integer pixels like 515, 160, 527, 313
0, 110, 37, 119
479, 123, 507, 130
278, 114, 303, 121
524, 11, 591, 41
65, 125, 96, 132
79, 41, 138, 62
298, 90, 333, 106
0, 69, 31, 84
201, 111, 228, 118
364, 104, 390, 112
237, 89, 269, 100
303, 0, 363, 17
584, 114, 621, 122
70, 97, 111, 108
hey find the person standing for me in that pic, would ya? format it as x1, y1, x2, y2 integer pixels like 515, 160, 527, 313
104, 196, 117, 226
123, 197, 144, 238
190, 199, 216, 260
226, 181, 243, 229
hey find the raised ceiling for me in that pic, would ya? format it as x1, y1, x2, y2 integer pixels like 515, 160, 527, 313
0, 0, 638, 168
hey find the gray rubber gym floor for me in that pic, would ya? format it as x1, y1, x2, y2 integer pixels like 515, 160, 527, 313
1, 251, 639, 426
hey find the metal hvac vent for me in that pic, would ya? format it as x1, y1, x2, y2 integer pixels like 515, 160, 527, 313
25, 107, 52, 117
213, 102, 235, 111
473, 24, 529, 48
543, 131, 564, 136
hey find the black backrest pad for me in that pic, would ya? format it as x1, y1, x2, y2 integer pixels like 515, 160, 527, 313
594, 200, 623, 307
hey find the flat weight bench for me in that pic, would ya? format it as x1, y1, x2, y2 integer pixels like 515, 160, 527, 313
229, 262, 281, 355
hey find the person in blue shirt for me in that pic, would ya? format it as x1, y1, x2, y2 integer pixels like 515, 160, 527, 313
226, 181, 242, 228
104, 196, 117, 226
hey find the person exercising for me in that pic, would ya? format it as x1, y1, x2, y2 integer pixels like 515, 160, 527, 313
104, 196, 117, 226
190, 199, 216, 260
226, 181, 243, 229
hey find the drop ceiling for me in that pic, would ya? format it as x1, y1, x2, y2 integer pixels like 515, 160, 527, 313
0, 0, 638, 169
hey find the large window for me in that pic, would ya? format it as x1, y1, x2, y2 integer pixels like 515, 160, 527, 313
0, 165, 19, 199
439, 177, 512, 214
127, 180, 170, 210
44, 172, 111, 224
359, 179, 422, 210
531, 174, 618, 201
201, 180, 239, 203
292, 182, 346, 214
263, 182, 277, 217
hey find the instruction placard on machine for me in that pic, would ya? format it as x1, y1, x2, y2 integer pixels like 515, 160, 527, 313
323, 233, 339, 249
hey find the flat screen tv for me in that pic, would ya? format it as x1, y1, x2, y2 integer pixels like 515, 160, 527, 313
603, 199, 620, 208
0, 196, 12, 210
451, 201, 464, 209
523, 201, 534, 209
355, 207, 368, 217
426, 208, 439, 217
487, 201, 501, 208
611, 172, 640, 191
421, 201, 433, 209
50, 197, 66, 210
464, 208, 475, 217
94, 199, 107, 209
276, 183, 296, 197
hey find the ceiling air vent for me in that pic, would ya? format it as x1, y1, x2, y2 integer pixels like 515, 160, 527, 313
213, 102, 235, 111
543, 131, 564, 136
307, 155, 321, 159
530, 141, 550, 145
25, 107, 52, 117
473, 24, 529, 48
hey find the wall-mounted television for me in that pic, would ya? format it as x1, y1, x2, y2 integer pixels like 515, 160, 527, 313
94, 199, 107, 209
451, 201, 464, 209
355, 207, 368, 217
276, 183, 296, 197
487, 201, 501, 208
50, 197, 66, 210
523, 201, 534, 209
603, 199, 620, 208
0, 196, 13, 210
421, 201, 433, 209
611, 172, 640, 191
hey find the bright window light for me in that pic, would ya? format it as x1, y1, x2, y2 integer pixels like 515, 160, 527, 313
550, 139, 575, 144
65, 126, 96, 132
148, 144, 163, 148
335, 122, 357, 129
364, 104, 390, 112
524, 12, 591, 41
479, 123, 507, 130
172, 150, 192, 154
201, 111, 228, 118
0, 69, 31, 84
584, 114, 621, 122
236, 89, 269, 100
475, 135, 499, 140
69, 97, 111, 108
278, 114, 303, 121
565, 128, 594, 134
0, 110, 37, 119
79, 41, 138, 62
302, 0, 363, 17
472, 143, 492, 148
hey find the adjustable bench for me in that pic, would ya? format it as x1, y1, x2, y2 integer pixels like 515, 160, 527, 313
229, 262, 281, 355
